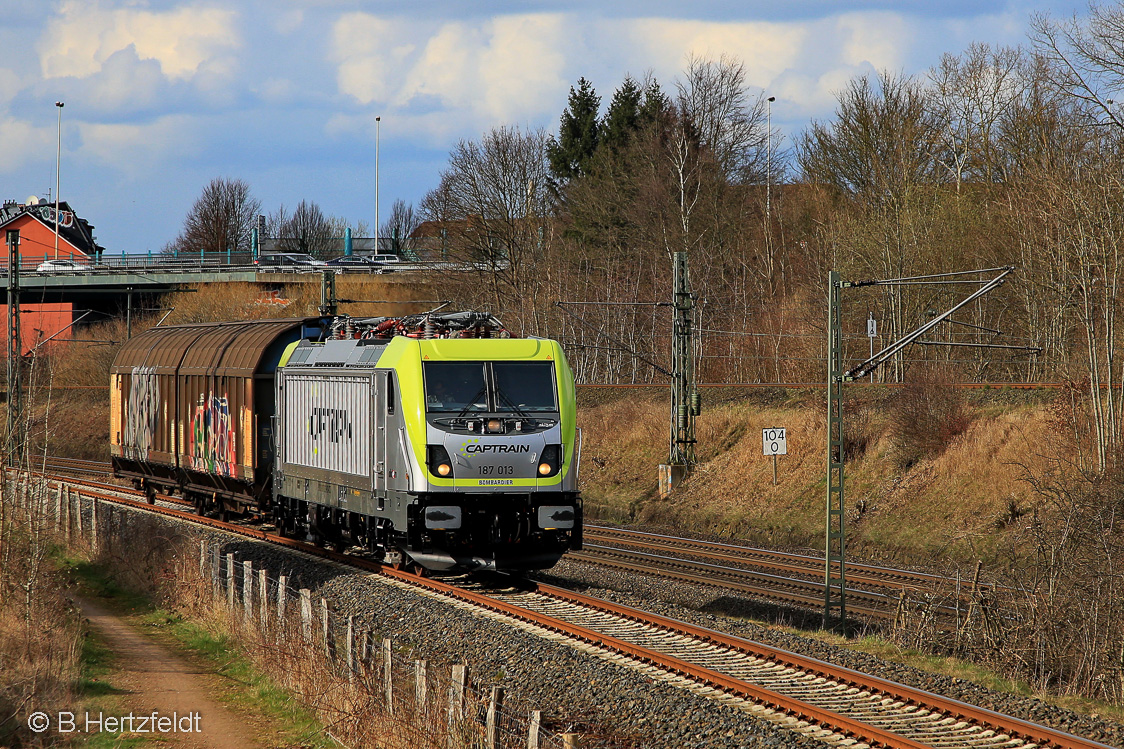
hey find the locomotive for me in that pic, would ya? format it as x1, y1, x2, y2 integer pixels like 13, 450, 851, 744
109, 312, 582, 572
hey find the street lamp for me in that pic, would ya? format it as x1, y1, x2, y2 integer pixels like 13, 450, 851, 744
766, 96, 775, 228
55, 101, 64, 260
375, 115, 381, 254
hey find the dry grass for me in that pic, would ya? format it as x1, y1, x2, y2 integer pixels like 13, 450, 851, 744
82, 506, 569, 749
0, 486, 83, 747
578, 388, 1053, 566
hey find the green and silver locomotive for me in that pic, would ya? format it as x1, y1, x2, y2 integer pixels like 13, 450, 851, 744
111, 312, 582, 572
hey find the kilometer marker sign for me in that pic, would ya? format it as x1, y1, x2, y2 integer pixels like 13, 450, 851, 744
762, 427, 787, 456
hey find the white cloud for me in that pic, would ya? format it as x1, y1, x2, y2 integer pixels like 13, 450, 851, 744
479, 15, 569, 123
85, 48, 166, 111
333, 13, 569, 131
0, 117, 54, 172
624, 17, 807, 89
836, 12, 912, 71
77, 115, 201, 176
39, 1, 240, 82
333, 13, 410, 106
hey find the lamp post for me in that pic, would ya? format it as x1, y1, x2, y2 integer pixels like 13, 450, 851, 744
375, 115, 381, 255
55, 101, 64, 260
766, 95, 775, 228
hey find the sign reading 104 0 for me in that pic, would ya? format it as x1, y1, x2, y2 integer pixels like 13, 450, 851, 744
762, 427, 787, 456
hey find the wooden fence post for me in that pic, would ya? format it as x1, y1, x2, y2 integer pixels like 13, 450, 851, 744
527, 710, 542, 749
447, 663, 468, 740
258, 569, 268, 629
242, 561, 253, 622
362, 630, 374, 668
300, 589, 312, 642
211, 546, 220, 599
90, 496, 99, 551
382, 638, 394, 713
76, 491, 83, 533
226, 554, 235, 609
486, 686, 504, 749
415, 659, 427, 710
198, 540, 206, 574
346, 616, 355, 681
562, 733, 580, 749
276, 575, 288, 640
63, 486, 71, 543
321, 599, 333, 659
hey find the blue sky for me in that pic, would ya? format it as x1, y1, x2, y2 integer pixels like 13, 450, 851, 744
0, 1, 1090, 254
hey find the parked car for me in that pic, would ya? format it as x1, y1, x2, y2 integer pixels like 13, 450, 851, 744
254, 253, 326, 270
36, 258, 94, 273
323, 255, 395, 273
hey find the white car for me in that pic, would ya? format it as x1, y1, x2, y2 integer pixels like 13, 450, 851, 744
37, 258, 93, 272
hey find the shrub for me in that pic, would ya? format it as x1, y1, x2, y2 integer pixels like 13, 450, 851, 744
887, 365, 970, 469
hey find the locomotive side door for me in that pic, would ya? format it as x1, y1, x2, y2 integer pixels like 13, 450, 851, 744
373, 370, 388, 494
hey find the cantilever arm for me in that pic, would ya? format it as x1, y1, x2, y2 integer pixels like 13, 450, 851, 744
843, 266, 1014, 381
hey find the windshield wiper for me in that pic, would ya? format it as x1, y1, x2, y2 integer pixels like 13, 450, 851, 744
456, 387, 488, 417
496, 390, 532, 418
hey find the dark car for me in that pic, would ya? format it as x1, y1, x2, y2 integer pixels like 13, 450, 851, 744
255, 253, 325, 270
323, 255, 394, 273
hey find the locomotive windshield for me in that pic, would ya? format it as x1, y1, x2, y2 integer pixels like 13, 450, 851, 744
424, 361, 557, 414
492, 362, 556, 413
424, 362, 488, 413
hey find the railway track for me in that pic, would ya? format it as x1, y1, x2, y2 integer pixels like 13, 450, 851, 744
34, 458, 990, 624
578, 525, 988, 624
38, 456, 115, 477
37, 468, 1115, 749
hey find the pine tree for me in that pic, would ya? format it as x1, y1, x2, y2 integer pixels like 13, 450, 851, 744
547, 77, 601, 182
599, 76, 643, 154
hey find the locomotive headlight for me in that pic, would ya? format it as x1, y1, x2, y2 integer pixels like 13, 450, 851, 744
426, 445, 455, 479
485, 418, 504, 434
537, 444, 561, 478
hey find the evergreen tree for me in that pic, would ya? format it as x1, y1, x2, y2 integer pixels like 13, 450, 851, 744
639, 76, 672, 131
599, 76, 643, 154
547, 77, 601, 182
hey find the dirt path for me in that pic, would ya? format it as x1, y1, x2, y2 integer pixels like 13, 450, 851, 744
75, 596, 262, 749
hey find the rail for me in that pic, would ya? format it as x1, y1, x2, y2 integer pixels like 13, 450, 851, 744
31, 467, 1116, 749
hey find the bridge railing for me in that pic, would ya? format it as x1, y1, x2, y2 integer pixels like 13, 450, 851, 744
1, 253, 493, 276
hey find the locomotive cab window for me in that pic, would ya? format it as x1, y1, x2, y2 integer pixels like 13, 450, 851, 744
424, 361, 557, 414
424, 362, 488, 413
493, 362, 556, 413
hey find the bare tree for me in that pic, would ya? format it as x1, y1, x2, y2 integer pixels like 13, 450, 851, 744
1030, 4, 1124, 132
676, 54, 769, 184
798, 71, 941, 201
170, 177, 261, 256
797, 71, 943, 380
928, 43, 1027, 188
380, 199, 421, 255
421, 126, 553, 329
273, 200, 335, 258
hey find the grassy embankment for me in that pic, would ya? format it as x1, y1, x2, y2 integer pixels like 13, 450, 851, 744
59, 555, 333, 749
578, 384, 1058, 569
